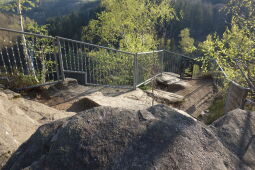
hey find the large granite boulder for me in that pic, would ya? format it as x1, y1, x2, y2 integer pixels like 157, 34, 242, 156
212, 109, 255, 168
156, 73, 191, 91
0, 89, 75, 168
3, 105, 253, 170
145, 89, 184, 104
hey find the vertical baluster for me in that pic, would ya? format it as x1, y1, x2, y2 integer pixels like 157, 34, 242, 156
83, 44, 88, 84
15, 38, 24, 74
0, 47, 7, 74
66, 41, 70, 70
53, 38, 60, 81
92, 46, 95, 84
48, 39, 55, 81
79, 43, 82, 72
20, 35, 29, 75
85, 45, 88, 73
63, 40, 68, 70
90, 47, 96, 84
4, 44, 13, 74
47, 42, 54, 82
104, 51, 108, 85
76, 42, 80, 71
68, 41, 73, 70
32, 37, 40, 74
117, 52, 121, 86
10, 40, 18, 71
50, 52, 55, 81
97, 53, 100, 85
88, 45, 92, 84
71, 41, 76, 71
99, 49, 103, 84
81, 44, 85, 72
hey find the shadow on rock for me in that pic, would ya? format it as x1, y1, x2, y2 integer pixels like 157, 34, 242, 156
3, 106, 253, 170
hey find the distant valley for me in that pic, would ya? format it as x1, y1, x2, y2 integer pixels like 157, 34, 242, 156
26, 0, 100, 24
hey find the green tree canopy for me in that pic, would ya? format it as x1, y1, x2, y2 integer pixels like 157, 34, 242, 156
82, 0, 175, 52
198, 0, 255, 92
224, 0, 255, 33
179, 28, 196, 55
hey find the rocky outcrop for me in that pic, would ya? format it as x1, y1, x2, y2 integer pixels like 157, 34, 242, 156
3, 106, 253, 170
0, 89, 75, 168
156, 73, 180, 85
212, 109, 255, 169
156, 73, 191, 91
83, 89, 156, 110
146, 89, 184, 105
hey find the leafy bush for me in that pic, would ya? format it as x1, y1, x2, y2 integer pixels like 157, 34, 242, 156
0, 70, 39, 89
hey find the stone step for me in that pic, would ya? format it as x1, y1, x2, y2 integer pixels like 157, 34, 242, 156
189, 92, 216, 118
145, 89, 184, 105
182, 84, 213, 108
180, 83, 215, 117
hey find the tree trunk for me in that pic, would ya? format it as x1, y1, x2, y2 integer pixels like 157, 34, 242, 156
17, 0, 37, 80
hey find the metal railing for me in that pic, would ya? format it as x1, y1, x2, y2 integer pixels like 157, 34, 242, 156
0, 27, 62, 90
208, 59, 255, 112
1, 27, 254, 116
57, 37, 135, 88
0, 27, 205, 90
134, 50, 201, 87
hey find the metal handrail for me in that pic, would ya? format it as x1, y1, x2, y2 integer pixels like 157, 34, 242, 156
136, 50, 164, 55
0, 27, 55, 39
164, 50, 195, 60
56, 36, 135, 55
214, 59, 251, 91
0, 26, 252, 92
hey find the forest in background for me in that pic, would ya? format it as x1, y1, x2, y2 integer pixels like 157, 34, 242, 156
1, 0, 228, 48
45, 0, 229, 48
0, 0, 254, 90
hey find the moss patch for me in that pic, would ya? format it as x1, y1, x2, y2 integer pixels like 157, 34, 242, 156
204, 96, 225, 125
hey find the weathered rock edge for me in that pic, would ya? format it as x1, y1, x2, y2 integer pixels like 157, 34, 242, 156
3, 105, 254, 170
0, 89, 75, 168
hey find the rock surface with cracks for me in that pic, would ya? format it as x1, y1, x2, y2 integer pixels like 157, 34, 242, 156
3, 105, 254, 170
0, 89, 75, 168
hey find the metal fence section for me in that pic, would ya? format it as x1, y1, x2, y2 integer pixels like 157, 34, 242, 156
209, 59, 230, 89
2, 27, 240, 92
134, 50, 203, 88
163, 50, 201, 78
57, 37, 135, 88
135, 50, 164, 87
208, 59, 255, 112
0, 27, 61, 89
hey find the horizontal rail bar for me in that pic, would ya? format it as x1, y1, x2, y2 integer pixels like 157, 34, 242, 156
136, 73, 162, 88
57, 36, 135, 55
164, 50, 195, 60
137, 50, 164, 55
246, 99, 255, 106
214, 60, 229, 79
86, 83, 133, 89
64, 70, 86, 74
16, 80, 61, 91
0, 27, 55, 39
214, 60, 251, 90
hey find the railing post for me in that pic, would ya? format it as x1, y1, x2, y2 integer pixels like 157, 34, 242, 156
161, 50, 165, 75
84, 72, 88, 85
180, 56, 184, 78
133, 53, 138, 89
56, 37, 65, 81
54, 38, 60, 81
